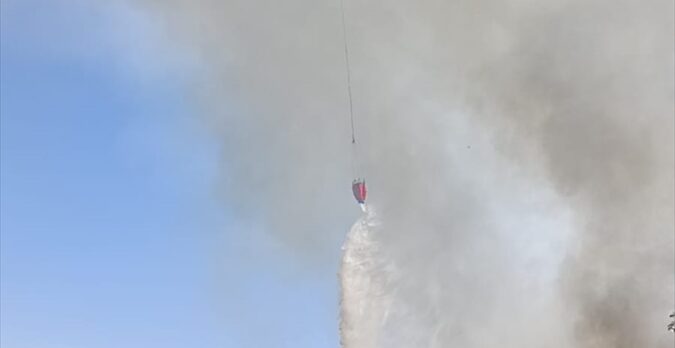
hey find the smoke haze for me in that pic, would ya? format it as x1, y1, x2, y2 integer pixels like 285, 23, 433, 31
138, 0, 674, 346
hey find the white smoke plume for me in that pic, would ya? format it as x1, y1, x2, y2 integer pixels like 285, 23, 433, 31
137, 0, 674, 346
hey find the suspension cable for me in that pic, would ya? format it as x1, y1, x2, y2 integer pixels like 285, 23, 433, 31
339, 0, 356, 144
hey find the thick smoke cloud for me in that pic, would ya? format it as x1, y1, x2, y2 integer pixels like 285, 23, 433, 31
139, 0, 673, 346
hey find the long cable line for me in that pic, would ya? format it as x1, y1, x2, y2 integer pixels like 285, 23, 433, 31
339, 0, 356, 145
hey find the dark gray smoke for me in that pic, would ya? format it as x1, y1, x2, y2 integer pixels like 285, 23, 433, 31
138, 0, 674, 346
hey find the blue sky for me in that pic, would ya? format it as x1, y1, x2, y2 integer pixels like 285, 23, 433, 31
1, 1, 339, 347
